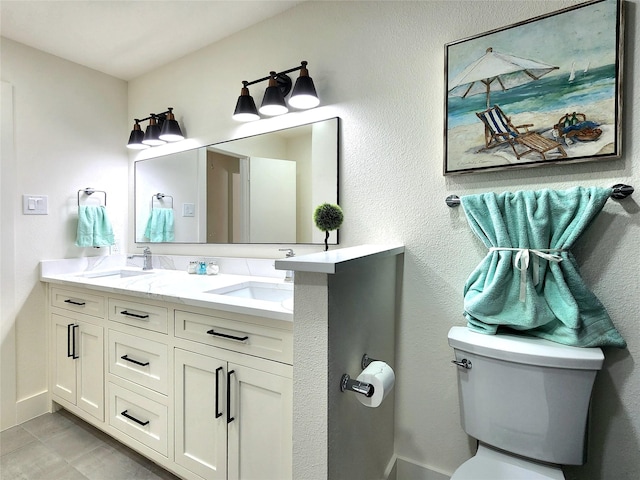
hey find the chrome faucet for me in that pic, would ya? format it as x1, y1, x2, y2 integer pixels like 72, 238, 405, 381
279, 248, 295, 282
128, 247, 153, 270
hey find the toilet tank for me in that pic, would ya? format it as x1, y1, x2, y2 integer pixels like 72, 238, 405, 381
447, 326, 604, 465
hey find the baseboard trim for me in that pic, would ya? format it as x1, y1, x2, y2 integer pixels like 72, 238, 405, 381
16, 390, 49, 424
393, 456, 451, 480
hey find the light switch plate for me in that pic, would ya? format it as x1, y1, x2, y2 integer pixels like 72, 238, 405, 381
22, 195, 48, 215
182, 203, 195, 217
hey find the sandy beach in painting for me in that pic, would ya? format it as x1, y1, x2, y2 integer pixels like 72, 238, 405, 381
446, 98, 616, 173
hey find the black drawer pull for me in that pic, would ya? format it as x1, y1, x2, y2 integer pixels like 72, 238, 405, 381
67, 324, 74, 358
227, 370, 235, 424
71, 325, 79, 359
64, 299, 86, 306
121, 355, 150, 367
215, 367, 223, 419
206, 329, 249, 342
120, 310, 150, 319
121, 410, 149, 426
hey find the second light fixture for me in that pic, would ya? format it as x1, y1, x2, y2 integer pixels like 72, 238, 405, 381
127, 107, 184, 150
233, 61, 320, 122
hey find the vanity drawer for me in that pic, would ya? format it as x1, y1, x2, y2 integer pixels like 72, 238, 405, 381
108, 298, 168, 334
108, 330, 168, 395
175, 310, 293, 364
51, 287, 105, 318
108, 382, 168, 457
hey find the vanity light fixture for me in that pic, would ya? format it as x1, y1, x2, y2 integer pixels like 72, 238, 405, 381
232, 61, 320, 122
127, 107, 185, 150
158, 108, 184, 142
289, 61, 320, 109
233, 82, 260, 122
260, 72, 289, 116
127, 120, 148, 150
142, 115, 164, 146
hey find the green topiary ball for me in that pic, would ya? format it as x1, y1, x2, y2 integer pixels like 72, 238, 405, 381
313, 203, 343, 251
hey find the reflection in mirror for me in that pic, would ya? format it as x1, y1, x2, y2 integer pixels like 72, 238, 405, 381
135, 117, 339, 244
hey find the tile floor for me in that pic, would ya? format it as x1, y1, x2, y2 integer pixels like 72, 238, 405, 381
0, 409, 181, 480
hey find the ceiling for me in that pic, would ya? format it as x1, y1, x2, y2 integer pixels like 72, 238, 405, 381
0, 0, 305, 81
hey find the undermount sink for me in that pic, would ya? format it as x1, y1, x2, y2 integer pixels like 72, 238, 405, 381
78, 269, 155, 279
206, 281, 293, 304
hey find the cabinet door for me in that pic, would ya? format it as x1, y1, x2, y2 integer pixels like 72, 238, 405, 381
175, 349, 227, 480
51, 314, 77, 404
227, 363, 292, 480
76, 321, 104, 421
51, 315, 104, 421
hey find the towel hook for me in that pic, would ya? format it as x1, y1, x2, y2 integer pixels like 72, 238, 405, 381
445, 184, 634, 207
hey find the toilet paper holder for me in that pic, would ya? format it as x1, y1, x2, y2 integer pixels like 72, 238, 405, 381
339, 354, 380, 398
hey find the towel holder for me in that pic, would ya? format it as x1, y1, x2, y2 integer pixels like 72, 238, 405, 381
151, 193, 174, 209
77, 188, 107, 206
445, 184, 634, 207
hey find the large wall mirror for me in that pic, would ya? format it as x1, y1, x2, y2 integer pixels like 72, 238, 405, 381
135, 117, 339, 244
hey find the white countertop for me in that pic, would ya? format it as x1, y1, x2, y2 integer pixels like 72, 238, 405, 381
40, 245, 404, 323
275, 244, 405, 274
41, 260, 294, 323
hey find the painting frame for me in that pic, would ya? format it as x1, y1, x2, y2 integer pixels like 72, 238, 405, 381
443, 0, 623, 176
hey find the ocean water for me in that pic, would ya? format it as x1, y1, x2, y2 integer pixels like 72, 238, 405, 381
447, 63, 617, 129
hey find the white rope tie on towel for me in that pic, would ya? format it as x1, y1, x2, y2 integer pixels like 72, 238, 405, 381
489, 247, 564, 301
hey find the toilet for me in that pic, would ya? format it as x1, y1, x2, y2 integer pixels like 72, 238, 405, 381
447, 326, 604, 479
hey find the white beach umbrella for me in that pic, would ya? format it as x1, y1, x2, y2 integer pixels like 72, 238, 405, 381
448, 47, 559, 108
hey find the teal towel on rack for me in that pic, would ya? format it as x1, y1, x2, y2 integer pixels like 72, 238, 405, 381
144, 208, 175, 242
460, 186, 626, 348
76, 205, 115, 247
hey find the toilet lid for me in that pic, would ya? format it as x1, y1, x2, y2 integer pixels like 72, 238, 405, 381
451, 445, 564, 480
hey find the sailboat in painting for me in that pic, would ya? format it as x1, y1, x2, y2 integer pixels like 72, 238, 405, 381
569, 61, 576, 82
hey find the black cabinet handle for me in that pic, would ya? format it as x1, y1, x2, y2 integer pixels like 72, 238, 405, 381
215, 367, 223, 419
71, 324, 79, 359
121, 410, 149, 426
206, 329, 249, 342
120, 355, 150, 367
227, 370, 235, 424
64, 299, 85, 306
67, 324, 74, 358
120, 310, 150, 319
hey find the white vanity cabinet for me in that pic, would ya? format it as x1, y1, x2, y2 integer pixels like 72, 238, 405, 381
174, 346, 293, 480
46, 280, 293, 480
106, 295, 171, 458
226, 359, 293, 480
50, 287, 105, 421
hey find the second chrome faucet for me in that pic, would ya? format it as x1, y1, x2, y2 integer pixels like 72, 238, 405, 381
279, 248, 295, 282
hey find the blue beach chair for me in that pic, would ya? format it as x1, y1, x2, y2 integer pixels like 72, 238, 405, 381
476, 105, 567, 160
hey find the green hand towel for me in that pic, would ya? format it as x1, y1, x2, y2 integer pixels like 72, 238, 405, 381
460, 186, 626, 348
144, 208, 175, 242
76, 205, 115, 247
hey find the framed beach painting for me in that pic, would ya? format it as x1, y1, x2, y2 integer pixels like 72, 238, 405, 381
444, 0, 623, 175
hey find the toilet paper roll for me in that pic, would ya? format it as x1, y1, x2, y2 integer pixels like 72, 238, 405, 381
355, 361, 395, 408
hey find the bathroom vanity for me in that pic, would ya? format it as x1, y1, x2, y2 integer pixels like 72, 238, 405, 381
41, 258, 293, 480
41, 244, 405, 480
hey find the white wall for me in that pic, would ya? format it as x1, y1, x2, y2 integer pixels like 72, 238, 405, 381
128, 1, 639, 478
1, 0, 638, 478
0, 38, 128, 426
